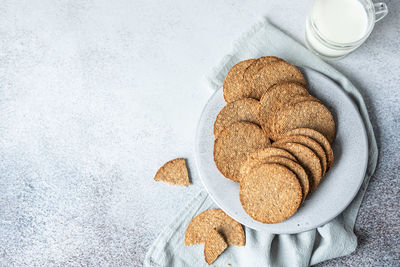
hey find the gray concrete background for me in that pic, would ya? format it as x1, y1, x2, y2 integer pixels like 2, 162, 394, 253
0, 0, 398, 266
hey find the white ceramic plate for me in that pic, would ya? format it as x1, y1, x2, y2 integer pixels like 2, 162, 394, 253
195, 67, 368, 233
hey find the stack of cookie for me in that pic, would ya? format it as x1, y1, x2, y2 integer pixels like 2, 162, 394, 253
213, 56, 335, 223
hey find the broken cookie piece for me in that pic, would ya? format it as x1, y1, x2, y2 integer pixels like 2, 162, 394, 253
204, 228, 228, 265
154, 158, 190, 186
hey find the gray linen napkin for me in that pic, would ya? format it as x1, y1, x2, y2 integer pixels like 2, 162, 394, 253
144, 19, 378, 267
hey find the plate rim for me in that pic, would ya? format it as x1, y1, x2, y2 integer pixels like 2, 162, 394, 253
194, 67, 369, 233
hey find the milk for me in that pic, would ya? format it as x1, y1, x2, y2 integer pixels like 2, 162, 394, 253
306, 0, 369, 58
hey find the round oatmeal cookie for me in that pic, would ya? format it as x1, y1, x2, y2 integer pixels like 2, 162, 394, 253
214, 98, 260, 138
243, 56, 283, 90
239, 163, 302, 224
223, 59, 255, 103
272, 100, 335, 143
249, 61, 306, 100
259, 82, 309, 113
275, 135, 328, 175
214, 122, 270, 182
272, 141, 322, 191
263, 156, 309, 202
259, 82, 312, 134
283, 128, 334, 171
239, 147, 296, 182
267, 95, 320, 140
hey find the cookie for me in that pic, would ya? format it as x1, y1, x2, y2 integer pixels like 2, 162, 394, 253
239, 163, 302, 223
223, 59, 255, 103
259, 82, 309, 113
259, 82, 312, 134
239, 147, 297, 182
185, 209, 245, 246
243, 56, 283, 91
262, 156, 309, 202
214, 98, 260, 138
154, 158, 190, 186
275, 135, 328, 175
272, 100, 335, 143
204, 228, 228, 265
272, 141, 322, 191
283, 128, 334, 171
249, 61, 306, 100
214, 122, 270, 182
267, 95, 321, 141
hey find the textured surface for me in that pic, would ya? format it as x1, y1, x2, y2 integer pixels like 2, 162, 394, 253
184, 209, 245, 246
273, 141, 322, 191
204, 228, 228, 265
262, 156, 310, 203
284, 128, 334, 171
213, 121, 269, 182
239, 147, 297, 182
243, 56, 282, 97
251, 61, 306, 99
239, 163, 302, 223
222, 59, 255, 102
272, 100, 336, 142
0, 0, 399, 266
213, 98, 260, 138
259, 82, 309, 132
153, 158, 190, 186
276, 135, 327, 175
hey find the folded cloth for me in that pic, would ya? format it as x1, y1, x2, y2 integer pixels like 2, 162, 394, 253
144, 19, 378, 267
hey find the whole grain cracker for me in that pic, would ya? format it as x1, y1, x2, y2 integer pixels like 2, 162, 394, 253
275, 135, 328, 175
262, 156, 309, 202
185, 209, 245, 246
259, 82, 310, 134
267, 95, 320, 140
204, 228, 228, 265
249, 61, 306, 100
239, 163, 302, 223
272, 100, 335, 143
284, 128, 334, 171
272, 141, 322, 191
239, 147, 297, 182
214, 98, 260, 138
243, 56, 283, 89
154, 158, 190, 186
214, 122, 270, 182
259, 82, 309, 110
223, 59, 255, 103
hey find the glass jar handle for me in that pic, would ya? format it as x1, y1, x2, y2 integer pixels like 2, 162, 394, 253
374, 2, 388, 22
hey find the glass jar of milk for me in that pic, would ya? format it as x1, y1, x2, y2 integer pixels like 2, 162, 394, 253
305, 0, 388, 59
